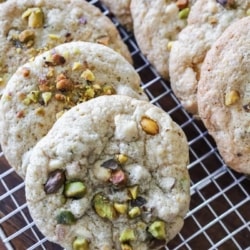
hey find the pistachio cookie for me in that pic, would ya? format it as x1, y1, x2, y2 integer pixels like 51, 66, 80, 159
169, 0, 250, 115
0, 0, 132, 95
197, 17, 250, 175
130, 0, 196, 80
25, 95, 190, 250
0, 41, 147, 178
100, 0, 133, 31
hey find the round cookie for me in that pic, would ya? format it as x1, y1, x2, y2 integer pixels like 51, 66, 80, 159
130, 0, 196, 80
0, 41, 147, 178
25, 95, 190, 250
169, 0, 250, 115
197, 17, 250, 175
0, 0, 132, 95
100, 0, 133, 31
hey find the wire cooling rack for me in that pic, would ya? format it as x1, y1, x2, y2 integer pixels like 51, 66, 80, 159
0, 1, 249, 249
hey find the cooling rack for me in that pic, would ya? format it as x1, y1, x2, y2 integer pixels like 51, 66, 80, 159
0, 1, 249, 249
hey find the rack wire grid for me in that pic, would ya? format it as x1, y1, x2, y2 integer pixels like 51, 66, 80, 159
0, 1, 249, 249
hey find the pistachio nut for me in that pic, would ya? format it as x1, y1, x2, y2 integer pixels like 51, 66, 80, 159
148, 220, 166, 240
119, 228, 136, 243
64, 181, 87, 199
140, 116, 159, 135
128, 206, 141, 219
44, 169, 65, 194
114, 203, 128, 214
93, 193, 117, 220
72, 237, 89, 250
56, 210, 76, 225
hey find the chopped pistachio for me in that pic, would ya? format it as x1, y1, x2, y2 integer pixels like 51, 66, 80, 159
56, 210, 76, 225
56, 78, 73, 91
115, 154, 128, 165
81, 69, 95, 81
101, 159, 119, 170
72, 62, 83, 71
18, 29, 35, 43
114, 203, 128, 214
52, 53, 66, 65
22, 67, 30, 77
176, 0, 189, 9
27, 90, 39, 103
128, 206, 141, 219
119, 228, 136, 243
148, 221, 166, 240
225, 90, 240, 106
48, 34, 60, 40
93, 193, 117, 220
140, 116, 159, 135
22, 8, 44, 28
64, 181, 87, 199
128, 185, 139, 200
130, 196, 147, 207
110, 169, 127, 186
85, 87, 95, 99
42, 92, 52, 105
72, 237, 89, 250
121, 244, 133, 250
44, 169, 66, 194
178, 7, 190, 19
102, 84, 116, 95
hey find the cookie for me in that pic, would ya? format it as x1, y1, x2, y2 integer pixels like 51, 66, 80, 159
130, 0, 196, 80
0, 41, 147, 178
100, 0, 133, 31
169, 0, 250, 115
197, 16, 250, 175
25, 94, 190, 250
0, 0, 132, 95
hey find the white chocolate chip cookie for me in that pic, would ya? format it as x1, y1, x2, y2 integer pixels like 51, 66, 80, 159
0, 0, 132, 95
0, 41, 147, 178
131, 0, 196, 80
169, 0, 250, 115
198, 16, 250, 175
25, 95, 190, 250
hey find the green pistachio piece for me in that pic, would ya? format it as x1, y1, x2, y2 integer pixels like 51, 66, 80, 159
64, 181, 86, 199
114, 202, 128, 214
42, 92, 52, 105
119, 228, 136, 243
28, 8, 44, 28
148, 220, 166, 240
93, 193, 117, 220
56, 210, 76, 225
72, 237, 89, 250
178, 7, 190, 19
121, 243, 133, 250
115, 154, 128, 165
27, 90, 39, 103
128, 206, 141, 219
128, 185, 139, 200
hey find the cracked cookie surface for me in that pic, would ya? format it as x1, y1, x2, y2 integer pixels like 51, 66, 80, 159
25, 95, 190, 250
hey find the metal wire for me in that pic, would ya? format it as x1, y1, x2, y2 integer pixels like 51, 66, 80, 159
0, 1, 249, 250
